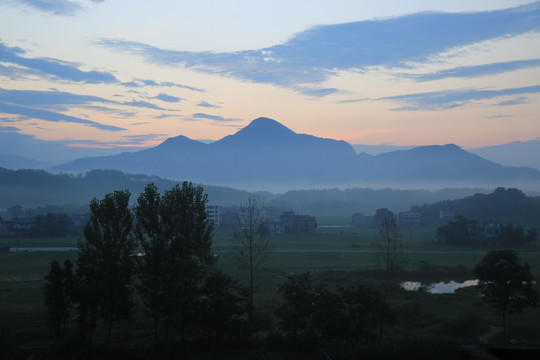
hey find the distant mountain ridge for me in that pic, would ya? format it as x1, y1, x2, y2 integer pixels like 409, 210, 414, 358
469, 140, 540, 171
54, 117, 540, 190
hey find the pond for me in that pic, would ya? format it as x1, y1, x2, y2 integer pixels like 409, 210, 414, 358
401, 280, 478, 294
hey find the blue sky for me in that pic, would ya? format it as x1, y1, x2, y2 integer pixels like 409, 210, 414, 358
0, 0, 539, 163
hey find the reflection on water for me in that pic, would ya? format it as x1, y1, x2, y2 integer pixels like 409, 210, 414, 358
401, 280, 478, 294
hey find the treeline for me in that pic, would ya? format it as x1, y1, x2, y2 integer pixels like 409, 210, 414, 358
0, 167, 249, 209
44, 182, 392, 352
412, 187, 540, 227
1, 166, 497, 218
435, 215, 538, 246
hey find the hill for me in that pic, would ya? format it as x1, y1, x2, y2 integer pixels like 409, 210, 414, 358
53, 117, 540, 191
469, 140, 540, 171
0, 167, 251, 210
410, 187, 540, 227
1, 167, 499, 221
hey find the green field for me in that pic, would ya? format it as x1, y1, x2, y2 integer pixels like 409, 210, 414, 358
1, 227, 540, 357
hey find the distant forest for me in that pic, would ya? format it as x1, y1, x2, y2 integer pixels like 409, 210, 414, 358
1, 167, 539, 226
412, 187, 540, 227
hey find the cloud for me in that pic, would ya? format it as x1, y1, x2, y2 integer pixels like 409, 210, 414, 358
197, 101, 220, 108
121, 78, 204, 92
97, 2, 540, 94
0, 102, 125, 131
192, 113, 236, 122
154, 113, 178, 119
122, 100, 166, 110
155, 93, 182, 102
7, 0, 81, 16
0, 88, 113, 111
0, 88, 141, 130
294, 86, 339, 97
403, 59, 540, 82
381, 85, 540, 110
496, 96, 529, 106
0, 41, 118, 83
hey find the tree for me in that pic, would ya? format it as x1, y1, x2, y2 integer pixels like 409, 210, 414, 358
44, 259, 74, 338
135, 182, 215, 339
436, 215, 477, 245
198, 269, 248, 345
374, 208, 395, 226
500, 223, 538, 247
376, 212, 404, 336
276, 272, 393, 340
134, 183, 165, 340
475, 249, 538, 333
33, 212, 72, 237
76, 190, 135, 344
235, 195, 271, 338
276, 272, 322, 338
8, 205, 24, 219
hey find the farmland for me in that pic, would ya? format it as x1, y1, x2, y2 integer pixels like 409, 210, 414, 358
1, 226, 540, 358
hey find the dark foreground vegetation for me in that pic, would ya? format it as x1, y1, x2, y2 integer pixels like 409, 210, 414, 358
1, 183, 539, 359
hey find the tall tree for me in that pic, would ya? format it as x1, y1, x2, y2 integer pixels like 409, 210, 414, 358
235, 195, 271, 338
134, 183, 165, 340
76, 190, 135, 344
376, 212, 404, 336
475, 249, 538, 333
135, 182, 215, 339
44, 259, 74, 338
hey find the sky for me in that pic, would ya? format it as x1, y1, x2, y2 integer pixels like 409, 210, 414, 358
0, 0, 539, 164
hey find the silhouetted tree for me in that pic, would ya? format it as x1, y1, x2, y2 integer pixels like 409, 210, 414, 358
436, 215, 477, 245
44, 259, 74, 338
33, 212, 72, 237
276, 272, 393, 340
198, 269, 248, 346
475, 249, 538, 333
276, 272, 323, 338
500, 223, 538, 247
136, 182, 215, 340
374, 208, 395, 226
235, 195, 271, 338
134, 183, 165, 340
376, 212, 404, 336
339, 284, 395, 340
76, 190, 135, 344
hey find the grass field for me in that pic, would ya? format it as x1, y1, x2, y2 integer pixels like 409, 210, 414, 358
1, 226, 540, 353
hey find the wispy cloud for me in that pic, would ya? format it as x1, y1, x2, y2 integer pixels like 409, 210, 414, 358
197, 101, 220, 108
7, 0, 81, 16
121, 100, 168, 110
402, 59, 540, 82
96, 2, 540, 94
0, 41, 118, 83
121, 78, 204, 92
192, 113, 236, 122
381, 85, 540, 111
0, 88, 113, 111
0, 88, 170, 130
0, 102, 124, 131
155, 93, 182, 102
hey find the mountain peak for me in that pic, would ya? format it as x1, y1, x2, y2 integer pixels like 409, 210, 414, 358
216, 117, 296, 146
241, 117, 296, 136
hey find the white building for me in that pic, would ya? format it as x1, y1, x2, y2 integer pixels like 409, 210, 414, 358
206, 205, 221, 226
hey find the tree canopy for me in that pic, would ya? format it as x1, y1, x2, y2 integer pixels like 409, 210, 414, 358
474, 249, 538, 332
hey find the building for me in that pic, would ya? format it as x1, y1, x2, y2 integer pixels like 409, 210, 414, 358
398, 212, 421, 227
352, 213, 376, 227
439, 209, 455, 220
206, 205, 221, 226
0, 218, 36, 237
280, 211, 317, 234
